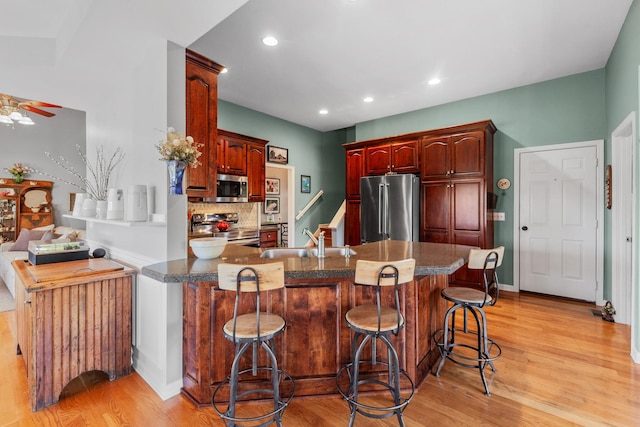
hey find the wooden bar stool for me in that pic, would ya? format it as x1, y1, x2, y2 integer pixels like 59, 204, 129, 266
336, 259, 416, 427
212, 262, 294, 427
434, 246, 504, 396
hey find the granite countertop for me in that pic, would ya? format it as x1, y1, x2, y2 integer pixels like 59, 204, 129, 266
141, 240, 473, 283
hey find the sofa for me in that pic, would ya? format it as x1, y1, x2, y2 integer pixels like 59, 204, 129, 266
0, 225, 86, 298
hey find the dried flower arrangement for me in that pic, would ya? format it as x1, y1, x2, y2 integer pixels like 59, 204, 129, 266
37, 144, 125, 201
156, 127, 202, 167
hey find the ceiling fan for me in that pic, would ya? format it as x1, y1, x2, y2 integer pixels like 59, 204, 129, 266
0, 93, 62, 125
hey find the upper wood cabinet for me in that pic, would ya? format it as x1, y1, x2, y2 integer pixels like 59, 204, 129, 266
185, 50, 223, 199
247, 142, 267, 202
216, 131, 248, 176
346, 148, 365, 199
421, 131, 485, 179
217, 129, 268, 202
365, 139, 419, 176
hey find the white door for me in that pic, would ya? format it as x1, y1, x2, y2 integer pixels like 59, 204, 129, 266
611, 112, 635, 325
519, 146, 598, 301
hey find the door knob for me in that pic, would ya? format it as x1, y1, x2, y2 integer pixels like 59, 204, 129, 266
521, 226, 528, 231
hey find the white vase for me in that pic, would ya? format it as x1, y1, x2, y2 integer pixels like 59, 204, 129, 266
107, 188, 124, 220
96, 200, 108, 219
81, 198, 97, 218
72, 193, 87, 217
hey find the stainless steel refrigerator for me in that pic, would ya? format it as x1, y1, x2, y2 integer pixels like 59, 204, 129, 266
360, 174, 420, 243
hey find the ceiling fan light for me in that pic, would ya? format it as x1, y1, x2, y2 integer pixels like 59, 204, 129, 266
0, 115, 13, 124
19, 116, 34, 125
9, 111, 23, 121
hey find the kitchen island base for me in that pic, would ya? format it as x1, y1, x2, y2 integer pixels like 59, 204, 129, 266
181, 274, 448, 405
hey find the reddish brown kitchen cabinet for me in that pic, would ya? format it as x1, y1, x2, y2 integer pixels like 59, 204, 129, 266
185, 49, 223, 199
346, 148, 365, 199
247, 141, 267, 202
216, 130, 248, 176
365, 139, 419, 176
421, 131, 486, 180
345, 199, 361, 246
216, 129, 268, 202
420, 121, 496, 288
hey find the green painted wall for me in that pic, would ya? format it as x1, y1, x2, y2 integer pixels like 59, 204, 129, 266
605, 0, 640, 356
218, 100, 345, 246
355, 70, 607, 288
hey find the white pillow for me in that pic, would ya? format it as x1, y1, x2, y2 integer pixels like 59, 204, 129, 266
34, 224, 55, 231
53, 226, 78, 239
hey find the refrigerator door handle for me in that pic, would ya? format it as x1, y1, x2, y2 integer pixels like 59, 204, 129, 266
378, 183, 385, 235
383, 183, 389, 237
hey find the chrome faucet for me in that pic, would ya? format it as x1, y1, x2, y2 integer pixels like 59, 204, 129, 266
303, 228, 325, 258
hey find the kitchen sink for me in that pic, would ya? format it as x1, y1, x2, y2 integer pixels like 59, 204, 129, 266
309, 247, 357, 257
260, 247, 357, 258
260, 248, 309, 258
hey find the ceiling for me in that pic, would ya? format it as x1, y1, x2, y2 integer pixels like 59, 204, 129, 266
1, 1, 632, 132
189, 0, 632, 132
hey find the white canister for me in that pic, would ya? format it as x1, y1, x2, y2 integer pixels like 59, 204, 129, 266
125, 185, 147, 222
72, 193, 87, 216
96, 200, 108, 219
81, 198, 97, 218
106, 188, 124, 220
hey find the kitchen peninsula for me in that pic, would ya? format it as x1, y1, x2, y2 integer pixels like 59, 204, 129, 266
141, 240, 472, 405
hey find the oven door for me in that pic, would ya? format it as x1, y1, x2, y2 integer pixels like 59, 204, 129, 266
226, 237, 260, 247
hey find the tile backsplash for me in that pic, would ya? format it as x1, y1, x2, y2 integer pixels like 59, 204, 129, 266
188, 202, 260, 228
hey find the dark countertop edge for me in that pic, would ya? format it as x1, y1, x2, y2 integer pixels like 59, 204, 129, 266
140, 241, 469, 284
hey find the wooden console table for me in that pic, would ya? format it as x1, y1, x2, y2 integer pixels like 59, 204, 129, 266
13, 258, 134, 411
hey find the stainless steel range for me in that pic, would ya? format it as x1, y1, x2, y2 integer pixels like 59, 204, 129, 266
190, 212, 260, 246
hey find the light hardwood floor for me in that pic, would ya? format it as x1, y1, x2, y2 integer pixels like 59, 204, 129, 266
1, 291, 639, 426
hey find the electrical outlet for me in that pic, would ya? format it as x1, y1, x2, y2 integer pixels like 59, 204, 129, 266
493, 212, 506, 221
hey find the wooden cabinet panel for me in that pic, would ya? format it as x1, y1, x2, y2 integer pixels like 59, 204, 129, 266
186, 50, 222, 199
345, 199, 361, 246
452, 179, 483, 232
365, 145, 392, 175
451, 131, 484, 177
345, 148, 365, 198
365, 140, 418, 176
391, 140, 419, 174
421, 137, 449, 179
247, 143, 266, 201
260, 229, 277, 247
420, 181, 450, 243
217, 136, 247, 175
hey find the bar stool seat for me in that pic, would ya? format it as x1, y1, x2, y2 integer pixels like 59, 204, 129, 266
212, 262, 294, 427
336, 258, 415, 427
434, 246, 504, 396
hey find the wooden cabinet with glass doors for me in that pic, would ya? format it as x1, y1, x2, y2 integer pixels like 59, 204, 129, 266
0, 179, 53, 242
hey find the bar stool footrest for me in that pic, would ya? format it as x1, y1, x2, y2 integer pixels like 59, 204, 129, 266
433, 328, 502, 369
212, 367, 295, 427
335, 361, 415, 421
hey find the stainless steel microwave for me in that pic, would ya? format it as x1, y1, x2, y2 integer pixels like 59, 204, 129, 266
207, 174, 248, 203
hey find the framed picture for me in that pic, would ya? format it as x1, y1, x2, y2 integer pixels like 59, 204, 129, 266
266, 178, 280, 195
301, 175, 311, 193
267, 145, 288, 164
264, 197, 280, 214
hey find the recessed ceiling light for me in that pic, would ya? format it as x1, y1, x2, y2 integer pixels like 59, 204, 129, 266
363, 97, 374, 103
428, 78, 441, 85
262, 36, 279, 47
319, 109, 329, 115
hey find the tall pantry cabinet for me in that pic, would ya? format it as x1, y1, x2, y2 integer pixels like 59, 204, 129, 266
420, 121, 496, 288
